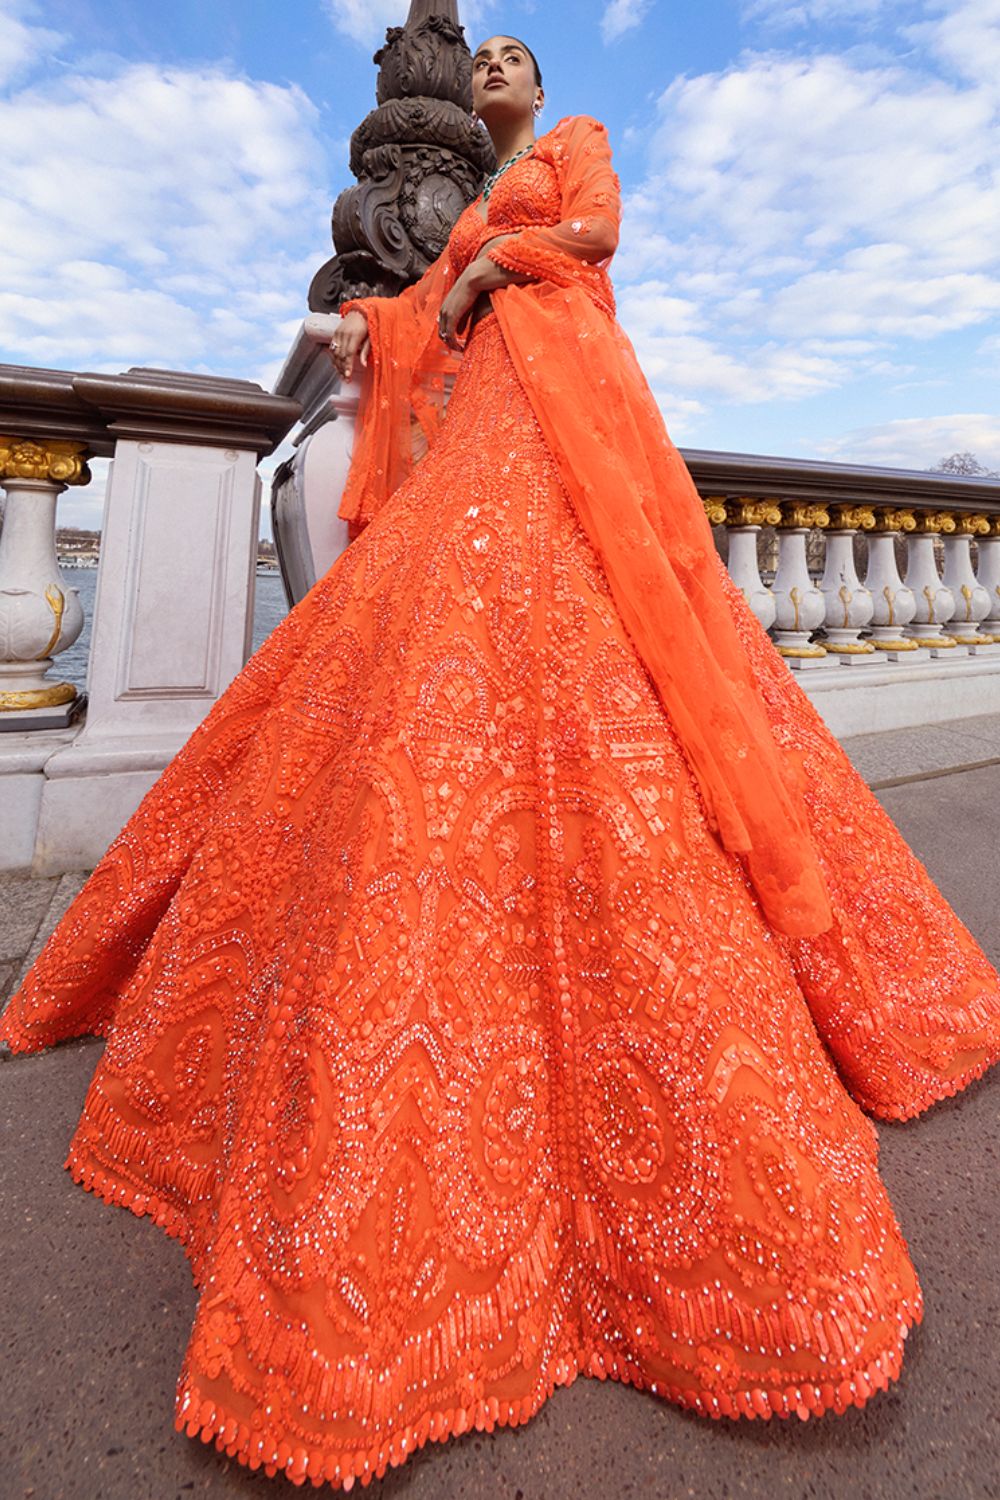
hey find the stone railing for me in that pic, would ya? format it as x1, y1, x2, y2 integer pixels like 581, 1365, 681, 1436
0, 363, 300, 873
685, 451, 1000, 736
688, 451, 1000, 659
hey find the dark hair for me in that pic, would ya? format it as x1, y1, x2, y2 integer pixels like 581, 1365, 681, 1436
508, 36, 542, 88
475, 35, 543, 88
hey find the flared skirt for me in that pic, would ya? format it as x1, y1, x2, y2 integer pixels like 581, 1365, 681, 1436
3, 308, 1000, 1489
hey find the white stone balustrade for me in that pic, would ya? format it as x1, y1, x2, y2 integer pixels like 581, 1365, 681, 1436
941, 514, 992, 648
690, 464, 1000, 735
710, 499, 778, 632
903, 513, 958, 656
977, 526, 1000, 640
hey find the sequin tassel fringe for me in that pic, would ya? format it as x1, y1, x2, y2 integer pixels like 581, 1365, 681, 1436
62, 1133, 923, 1493
169, 1309, 922, 1492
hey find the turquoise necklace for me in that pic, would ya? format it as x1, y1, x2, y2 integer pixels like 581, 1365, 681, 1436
481, 143, 534, 202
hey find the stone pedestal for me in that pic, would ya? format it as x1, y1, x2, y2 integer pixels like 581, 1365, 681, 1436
904, 524, 958, 657
0, 365, 300, 873
719, 500, 779, 632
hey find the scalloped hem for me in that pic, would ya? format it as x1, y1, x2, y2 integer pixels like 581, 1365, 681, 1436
859, 1041, 1000, 1124
0, 1012, 113, 1057
173, 1311, 921, 1491
60, 1139, 925, 1491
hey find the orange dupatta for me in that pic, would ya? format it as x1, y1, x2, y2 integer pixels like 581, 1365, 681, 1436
338, 115, 834, 940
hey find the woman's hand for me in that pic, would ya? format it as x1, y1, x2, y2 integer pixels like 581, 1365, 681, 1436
436, 235, 532, 349
329, 309, 371, 380
436, 267, 481, 351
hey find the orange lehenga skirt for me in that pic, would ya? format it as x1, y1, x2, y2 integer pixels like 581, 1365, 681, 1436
3, 306, 1000, 1490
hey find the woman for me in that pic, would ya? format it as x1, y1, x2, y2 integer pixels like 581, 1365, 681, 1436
3, 32, 1000, 1493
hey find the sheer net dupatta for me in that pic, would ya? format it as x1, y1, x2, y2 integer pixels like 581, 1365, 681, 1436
337, 249, 464, 538
486, 116, 834, 940
336, 112, 833, 940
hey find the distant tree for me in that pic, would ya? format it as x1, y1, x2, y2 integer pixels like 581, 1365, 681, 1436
930, 451, 1000, 477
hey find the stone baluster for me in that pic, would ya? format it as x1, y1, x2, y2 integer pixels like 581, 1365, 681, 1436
975, 516, 1000, 642
770, 502, 829, 666
818, 504, 877, 663
0, 438, 90, 728
717, 498, 779, 631
903, 510, 958, 656
862, 507, 919, 659
941, 512, 994, 651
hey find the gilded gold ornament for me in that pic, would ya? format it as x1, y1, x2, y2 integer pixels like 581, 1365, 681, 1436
0, 438, 91, 485
955, 513, 991, 536
0, 681, 77, 710
36, 585, 66, 660
829, 505, 876, 531
873, 507, 916, 532
778, 503, 830, 530
725, 499, 782, 528
912, 510, 956, 534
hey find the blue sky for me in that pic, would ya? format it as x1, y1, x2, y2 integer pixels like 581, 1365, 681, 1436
2, 0, 998, 537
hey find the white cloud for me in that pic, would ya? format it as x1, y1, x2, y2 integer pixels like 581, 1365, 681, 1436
977, 331, 1000, 374
814, 413, 1000, 470
765, 246, 1000, 338
0, 61, 330, 377
600, 0, 654, 43
905, 0, 1000, 98
743, 0, 891, 23
744, 0, 1000, 103
324, 0, 498, 47
0, 0, 63, 89
613, 33, 999, 433
619, 286, 856, 404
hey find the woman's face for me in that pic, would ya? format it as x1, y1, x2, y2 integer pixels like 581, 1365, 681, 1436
471, 36, 541, 124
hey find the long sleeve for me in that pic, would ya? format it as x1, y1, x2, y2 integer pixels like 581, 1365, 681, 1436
483, 116, 621, 311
